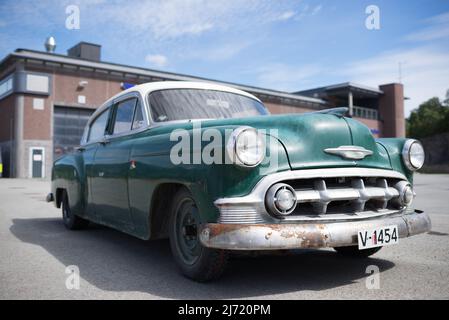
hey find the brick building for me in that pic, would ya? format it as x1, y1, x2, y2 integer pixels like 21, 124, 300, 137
0, 42, 405, 178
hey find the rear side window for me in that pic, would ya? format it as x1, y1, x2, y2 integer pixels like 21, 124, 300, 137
88, 110, 109, 142
113, 98, 137, 134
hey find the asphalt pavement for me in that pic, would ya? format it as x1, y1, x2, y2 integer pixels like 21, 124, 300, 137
0, 174, 448, 299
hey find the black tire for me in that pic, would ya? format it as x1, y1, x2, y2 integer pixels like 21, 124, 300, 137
62, 190, 89, 230
334, 245, 382, 258
169, 188, 228, 282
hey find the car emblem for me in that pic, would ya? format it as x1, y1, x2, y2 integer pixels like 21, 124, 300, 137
324, 145, 373, 160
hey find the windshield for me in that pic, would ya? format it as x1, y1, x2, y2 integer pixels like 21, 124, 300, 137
148, 89, 269, 122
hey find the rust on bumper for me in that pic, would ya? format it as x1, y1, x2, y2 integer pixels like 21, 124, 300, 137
199, 210, 431, 250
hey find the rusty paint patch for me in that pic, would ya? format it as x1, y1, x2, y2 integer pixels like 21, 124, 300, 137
205, 223, 329, 248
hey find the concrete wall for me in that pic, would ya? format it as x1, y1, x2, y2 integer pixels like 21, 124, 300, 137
420, 132, 449, 173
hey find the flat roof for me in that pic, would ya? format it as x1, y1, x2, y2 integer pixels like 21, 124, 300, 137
295, 82, 384, 96
325, 82, 383, 94
2, 49, 326, 106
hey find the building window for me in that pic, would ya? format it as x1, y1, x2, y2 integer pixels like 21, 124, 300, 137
0, 75, 13, 99
353, 106, 378, 120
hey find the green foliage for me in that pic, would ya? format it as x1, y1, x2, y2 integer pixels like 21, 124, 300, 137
406, 92, 449, 139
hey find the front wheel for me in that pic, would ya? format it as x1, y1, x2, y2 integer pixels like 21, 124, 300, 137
169, 188, 228, 282
334, 246, 382, 258
62, 190, 89, 230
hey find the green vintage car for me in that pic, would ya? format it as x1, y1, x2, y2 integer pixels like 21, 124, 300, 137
48, 81, 431, 281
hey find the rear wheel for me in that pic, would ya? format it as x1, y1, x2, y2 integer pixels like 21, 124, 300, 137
334, 245, 382, 258
62, 190, 89, 230
169, 188, 228, 282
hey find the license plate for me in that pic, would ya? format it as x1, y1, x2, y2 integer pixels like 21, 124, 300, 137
358, 225, 398, 249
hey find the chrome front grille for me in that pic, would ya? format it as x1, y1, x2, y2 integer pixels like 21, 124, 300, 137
214, 168, 410, 224
294, 178, 400, 214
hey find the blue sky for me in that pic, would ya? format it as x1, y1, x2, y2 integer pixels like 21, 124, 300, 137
1, 0, 449, 116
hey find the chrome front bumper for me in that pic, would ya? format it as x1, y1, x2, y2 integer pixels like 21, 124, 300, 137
199, 210, 431, 250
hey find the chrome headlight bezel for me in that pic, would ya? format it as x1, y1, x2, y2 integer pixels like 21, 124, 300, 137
226, 126, 265, 167
394, 180, 414, 208
402, 139, 425, 171
265, 183, 297, 216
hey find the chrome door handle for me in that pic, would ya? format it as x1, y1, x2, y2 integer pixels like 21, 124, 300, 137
100, 139, 110, 146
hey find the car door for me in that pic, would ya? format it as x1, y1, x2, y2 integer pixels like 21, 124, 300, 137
90, 93, 146, 231
80, 106, 112, 221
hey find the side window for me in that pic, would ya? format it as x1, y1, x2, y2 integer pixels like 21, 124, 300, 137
113, 98, 137, 134
132, 101, 145, 130
88, 110, 109, 142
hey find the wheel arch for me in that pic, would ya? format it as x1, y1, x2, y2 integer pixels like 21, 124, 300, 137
51, 156, 86, 215
148, 183, 188, 240
55, 187, 65, 208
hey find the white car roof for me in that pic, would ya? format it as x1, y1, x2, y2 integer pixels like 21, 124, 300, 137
90, 81, 262, 121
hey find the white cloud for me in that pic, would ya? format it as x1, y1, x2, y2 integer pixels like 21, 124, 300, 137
311, 5, 322, 16
252, 63, 324, 92
96, 0, 303, 40
294, 3, 322, 21
182, 41, 253, 62
405, 11, 449, 42
274, 10, 296, 21
340, 46, 449, 116
0, 0, 305, 40
145, 54, 168, 67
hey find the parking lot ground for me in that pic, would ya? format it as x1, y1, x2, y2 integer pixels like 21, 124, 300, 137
0, 174, 448, 299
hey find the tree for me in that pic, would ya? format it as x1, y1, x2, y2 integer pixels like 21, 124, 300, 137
406, 93, 449, 139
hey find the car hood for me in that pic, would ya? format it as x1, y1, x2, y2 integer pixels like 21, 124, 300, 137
196, 113, 392, 170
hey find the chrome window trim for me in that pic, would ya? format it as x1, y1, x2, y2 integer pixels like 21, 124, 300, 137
107, 93, 150, 139
80, 85, 270, 146
80, 91, 151, 146
84, 106, 112, 145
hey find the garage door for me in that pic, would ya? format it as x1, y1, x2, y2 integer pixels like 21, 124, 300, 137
53, 106, 94, 160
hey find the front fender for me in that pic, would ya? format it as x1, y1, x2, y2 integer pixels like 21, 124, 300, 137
376, 138, 413, 182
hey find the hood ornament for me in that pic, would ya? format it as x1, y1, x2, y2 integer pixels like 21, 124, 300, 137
324, 145, 373, 160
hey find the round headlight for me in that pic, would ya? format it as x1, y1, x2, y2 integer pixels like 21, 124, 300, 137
266, 183, 297, 216
402, 139, 425, 171
226, 127, 265, 167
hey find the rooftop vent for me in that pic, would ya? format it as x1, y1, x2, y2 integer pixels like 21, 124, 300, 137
45, 37, 56, 53
67, 42, 101, 61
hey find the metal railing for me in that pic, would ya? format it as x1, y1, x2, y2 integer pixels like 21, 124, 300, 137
353, 105, 378, 120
